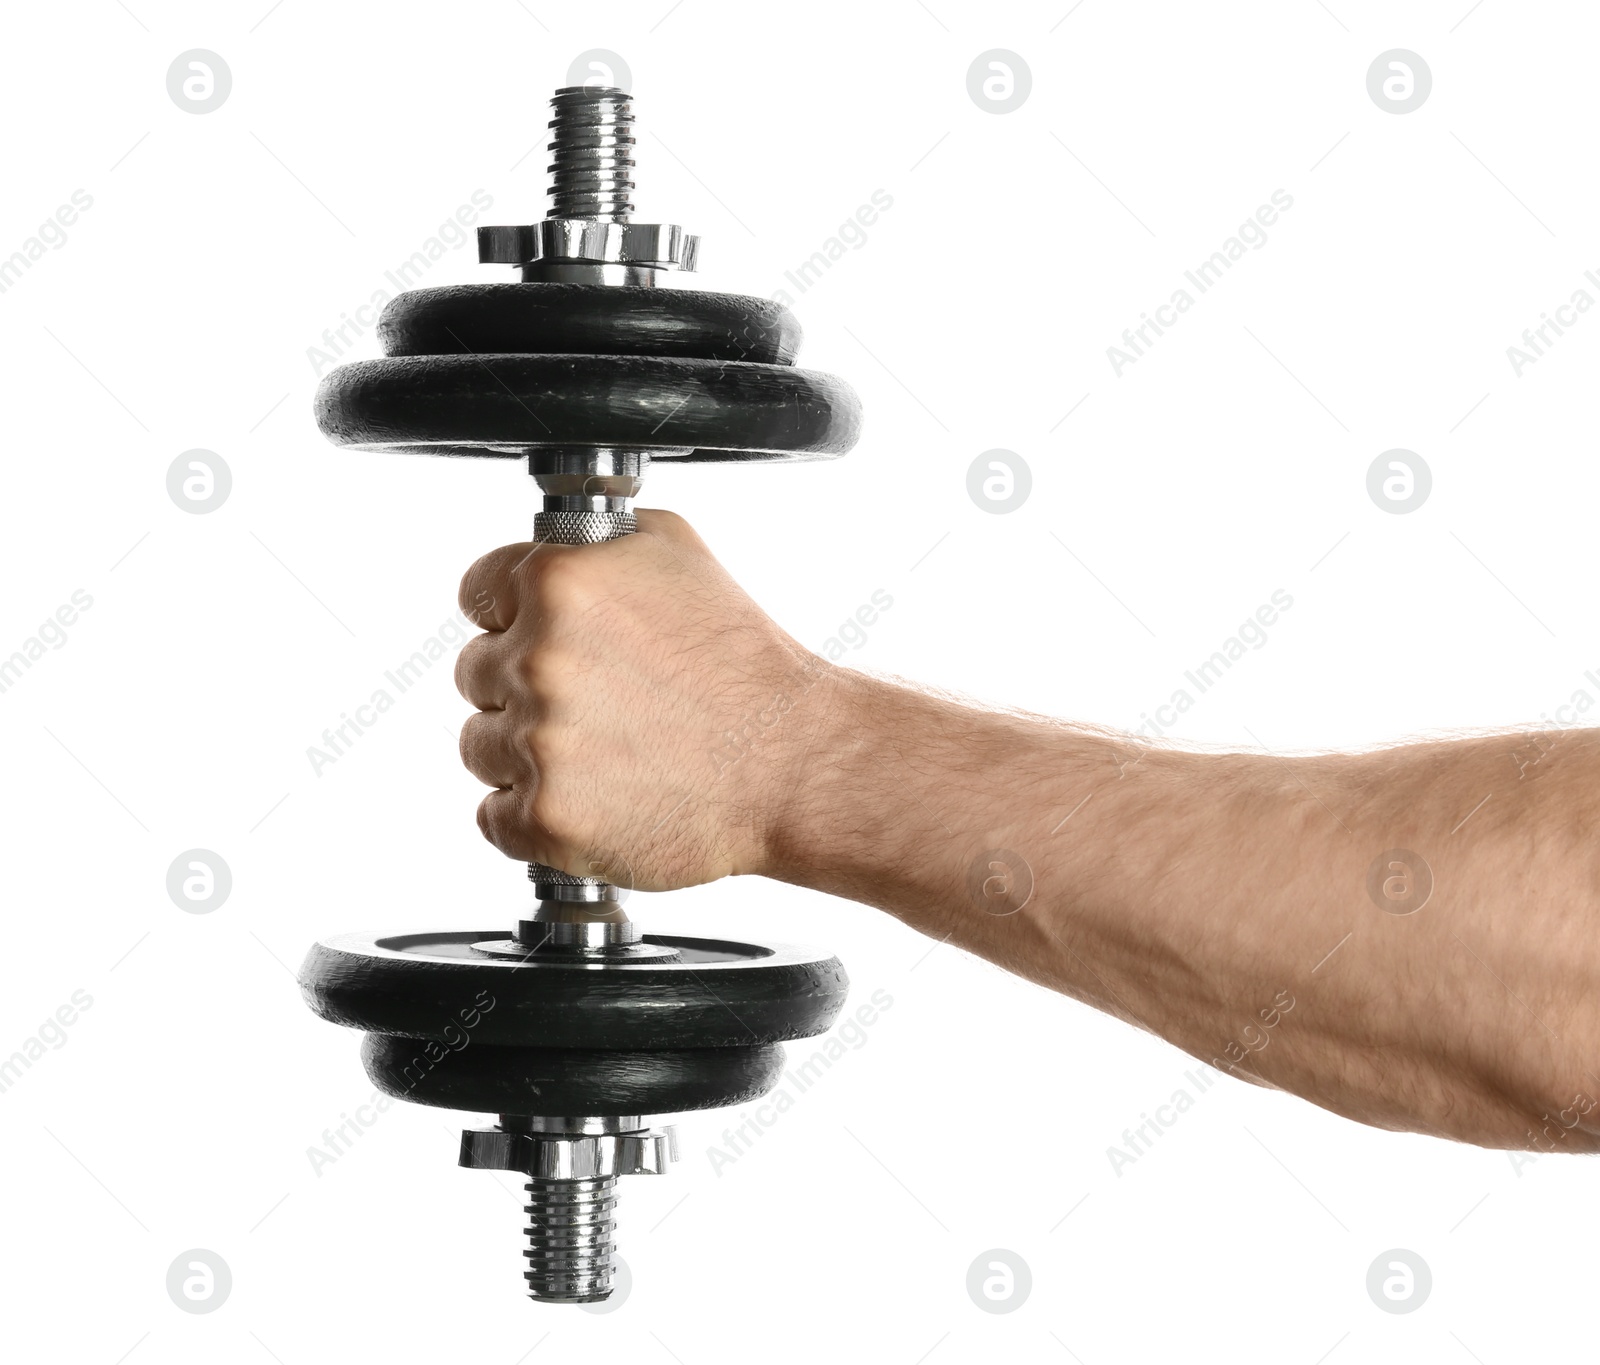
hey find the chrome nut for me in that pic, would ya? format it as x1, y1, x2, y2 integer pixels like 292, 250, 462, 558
477, 220, 699, 271
460, 1126, 678, 1178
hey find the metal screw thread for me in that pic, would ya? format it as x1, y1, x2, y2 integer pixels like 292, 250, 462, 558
523, 1175, 619, 1302
547, 86, 635, 222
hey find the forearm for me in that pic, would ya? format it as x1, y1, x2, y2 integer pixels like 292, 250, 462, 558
765, 666, 1600, 1150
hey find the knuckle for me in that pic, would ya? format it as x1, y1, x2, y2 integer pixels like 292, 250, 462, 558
655, 506, 688, 529
475, 793, 505, 847
527, 783, 573, 845
458, 713, 491, 776
515, 644, 567, 701
528, 718, 575, 769
464, 711, 539, 785
479, 786, 539, 857
460, 542, 534, 624
454, 634, 492, 698
462, 583, 499, 627
512, 544, 557, 593
530, 549, 578, 601
532, 548, 603, 616
458, 556, 497, 618
638, 507, 701, 559
641, 506, 688, 536
521, 739, 574, 830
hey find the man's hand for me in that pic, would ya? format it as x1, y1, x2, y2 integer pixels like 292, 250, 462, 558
455, 509, 1600, 1155
455, 509, 826, 890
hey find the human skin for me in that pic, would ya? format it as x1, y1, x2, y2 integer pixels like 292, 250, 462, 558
456, 509, 1600, 1155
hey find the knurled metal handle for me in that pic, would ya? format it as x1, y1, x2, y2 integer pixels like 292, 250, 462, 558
533, 509, 637, 544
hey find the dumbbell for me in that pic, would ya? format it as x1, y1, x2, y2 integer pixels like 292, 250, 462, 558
298, 84, 862, 1303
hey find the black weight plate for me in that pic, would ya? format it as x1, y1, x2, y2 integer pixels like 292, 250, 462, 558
300, 931, 848, 1050
313, 354, 861, 461
379, 284, 802, 366
362, 1033, 784, 1115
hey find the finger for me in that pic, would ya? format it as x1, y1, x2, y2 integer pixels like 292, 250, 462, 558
455, 630, 516, 710
477, 787, 554, 864
458, 542, 541, 631
633, 506, 703, 548
459, 708, 534, 789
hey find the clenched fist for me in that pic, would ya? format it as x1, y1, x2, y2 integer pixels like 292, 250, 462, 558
455, 510, 832, 890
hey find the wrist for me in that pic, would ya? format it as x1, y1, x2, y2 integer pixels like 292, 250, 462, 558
752, 661, 889, 887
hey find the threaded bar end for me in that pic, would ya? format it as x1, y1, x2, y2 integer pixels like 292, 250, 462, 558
523, 1175, 619, 1302
547, 87, 635, 222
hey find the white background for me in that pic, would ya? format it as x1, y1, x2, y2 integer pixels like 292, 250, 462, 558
1, 1, 1594, 1361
